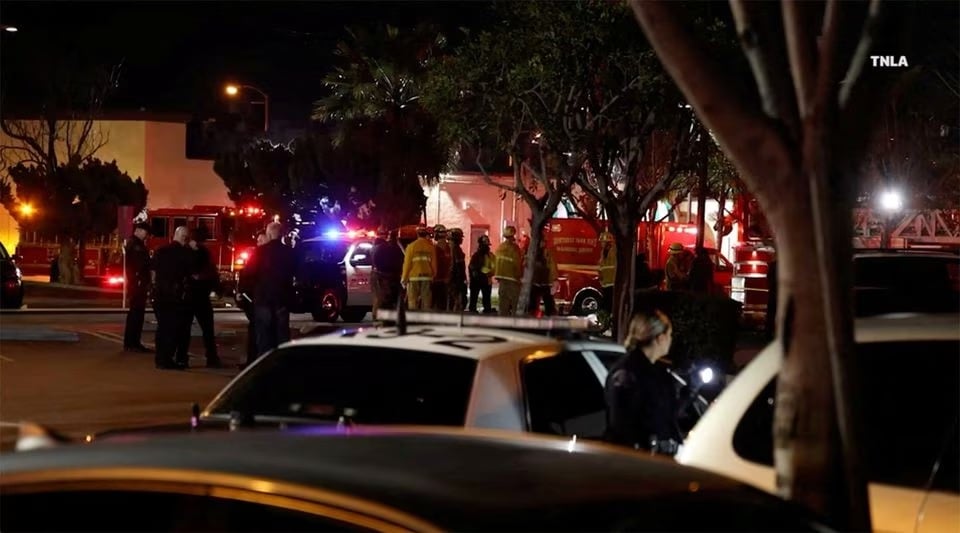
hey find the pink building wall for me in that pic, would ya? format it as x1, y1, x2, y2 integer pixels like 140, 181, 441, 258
143, 121, 230, 208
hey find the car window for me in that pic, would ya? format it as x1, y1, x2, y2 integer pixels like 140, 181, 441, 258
733, 340, 960, 490
1, 489, 371, 531
0, 242, 9, 260
150, 216, 169, 238
593, 350, 625, 370
350, 242, 374, 266
521, 351, 607, 438
208, 345, 476, 426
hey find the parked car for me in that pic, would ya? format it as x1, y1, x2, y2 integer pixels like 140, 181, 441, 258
676, 313, 959, 533
201, 321, 624, 439
1, 428, 832, 531
290, 232, 374, 322
0, 242, 24, 309
852, 250, 959, 316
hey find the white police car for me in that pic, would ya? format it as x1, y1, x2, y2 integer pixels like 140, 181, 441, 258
202, 314, 625, 438
293, 230, 376, 322
677, 313, 959, 532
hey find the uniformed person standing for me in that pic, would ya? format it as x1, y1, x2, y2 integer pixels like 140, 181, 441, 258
401, 225, 436, 310
237, 231, 268, 369
469, 235, 495, 313
448, 228, 467, 312
123, 222, 153, 353
370, 227, 389, 316
185, 229, 222, 368
432, 224, 452, 311
249, 222, 297, 357
665, 243, 691, 291
372, 227, 405, 315
598, 230, 617, 314
529, 239, 558, 316
494, 226, 523, 316
151, 226, 194, 370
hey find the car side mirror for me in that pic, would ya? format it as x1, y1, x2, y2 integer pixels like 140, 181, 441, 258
12, 254, 22, 262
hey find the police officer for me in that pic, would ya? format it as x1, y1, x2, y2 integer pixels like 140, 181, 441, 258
432, 224, 452, 311
401, 225, 436, 310
448, 228, 467, 312
494, 226, 523, 316
185, 229, 222, 368
236, 231, 268, 369
249, 222, 297, 356
598, 230, 617, 313
151, 226, 194, 370
468, 235, 495, 313
604, 310, 683, 455
529, 239, 558, 316
372, 226, 404, 315
123, 222, 152, 352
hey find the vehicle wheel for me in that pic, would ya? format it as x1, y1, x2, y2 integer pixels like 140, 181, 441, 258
572, 290, 601, 316
311, 289, 342, 322
340, 308, 368, 323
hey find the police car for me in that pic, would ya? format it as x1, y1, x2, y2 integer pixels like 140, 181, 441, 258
291, 230, 377, 322
202, 313, 625, 438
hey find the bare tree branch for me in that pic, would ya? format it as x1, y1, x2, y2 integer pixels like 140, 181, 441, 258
631, 0, 796, 195
838, 0, 882, 106
782, 1, 819, 118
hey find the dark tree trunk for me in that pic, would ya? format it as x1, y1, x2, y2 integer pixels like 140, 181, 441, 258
610, 210, 638, 342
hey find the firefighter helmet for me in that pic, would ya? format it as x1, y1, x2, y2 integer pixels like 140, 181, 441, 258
416, 225, 429, 237
503, 226, 517, 239
478, 234, 491, 246
668, 242, 685, 254
434, 224, 447, 238
450, 228, 464, 243
599, 231, 613, 243
376, 226, 389, 238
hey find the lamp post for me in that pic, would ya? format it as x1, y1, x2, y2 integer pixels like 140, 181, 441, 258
225, 84, 270, 133
878, 189, 903, 249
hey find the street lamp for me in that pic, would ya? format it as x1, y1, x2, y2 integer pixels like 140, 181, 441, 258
224, 83, 269, 133
18, 203, 34, 217
1, 25, 17, 32
878, 189, 903, 248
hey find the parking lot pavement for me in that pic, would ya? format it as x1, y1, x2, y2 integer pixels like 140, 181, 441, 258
0, 334, 235, 452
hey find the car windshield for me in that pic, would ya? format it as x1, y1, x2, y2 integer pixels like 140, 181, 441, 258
0, 243, 9, 260
207, 345, 477, 426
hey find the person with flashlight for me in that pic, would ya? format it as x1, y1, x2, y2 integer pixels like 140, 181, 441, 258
604, 310, 684, 455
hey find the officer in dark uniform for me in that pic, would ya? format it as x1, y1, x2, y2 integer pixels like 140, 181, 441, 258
448, 228, 468, 311
372, 228, 405, 312
236, 231, 268, 369
605, 310, 684, 455
151, 226, 194, 370
184, 228, 222, 368
249, 222, 297, 356
123, 222, 153, 352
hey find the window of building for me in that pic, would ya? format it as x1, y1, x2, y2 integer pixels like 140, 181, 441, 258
521, 351, 607, 438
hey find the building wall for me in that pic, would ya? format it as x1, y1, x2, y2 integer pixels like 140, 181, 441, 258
423, 174, 533, 259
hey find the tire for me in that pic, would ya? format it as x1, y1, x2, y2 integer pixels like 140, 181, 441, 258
1, 288, 23, 309
340, 308, 369, 323
311, 289, 342, 322
572, 290, 602, 316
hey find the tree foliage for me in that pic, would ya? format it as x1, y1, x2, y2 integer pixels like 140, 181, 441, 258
313, 24, 450, 228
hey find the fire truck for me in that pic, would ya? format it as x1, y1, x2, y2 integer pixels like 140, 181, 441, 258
545, 218, 735, 316
16, 205, 269, 290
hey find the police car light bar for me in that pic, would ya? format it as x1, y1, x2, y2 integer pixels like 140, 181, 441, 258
375, 310, 598, 331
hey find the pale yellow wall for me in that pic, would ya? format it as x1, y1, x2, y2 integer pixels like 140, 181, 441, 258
144, 121, 229, 208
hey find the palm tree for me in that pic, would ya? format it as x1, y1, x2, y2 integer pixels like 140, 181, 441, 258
314, 24, 450, 228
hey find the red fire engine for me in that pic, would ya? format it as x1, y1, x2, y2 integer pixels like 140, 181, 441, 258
16, 205, 269, 287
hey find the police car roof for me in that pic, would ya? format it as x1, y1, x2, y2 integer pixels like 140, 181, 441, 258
284, 326, 560, 360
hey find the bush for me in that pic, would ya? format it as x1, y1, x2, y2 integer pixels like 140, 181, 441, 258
634, 290, 743, 372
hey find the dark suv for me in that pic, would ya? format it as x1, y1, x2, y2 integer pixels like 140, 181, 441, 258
0, 243, 24, 309
853, 250, 959, 316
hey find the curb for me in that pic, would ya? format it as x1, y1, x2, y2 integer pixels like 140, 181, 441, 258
1, 307, 243, 315
24, 281, 123, 295
0, 328, 80, 342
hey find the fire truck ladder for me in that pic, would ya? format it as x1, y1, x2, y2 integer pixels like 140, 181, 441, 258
891, 209, 960, 246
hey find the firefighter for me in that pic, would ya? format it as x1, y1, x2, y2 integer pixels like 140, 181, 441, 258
665, 243, 692, 291
123, 222, 153, 353
185, 228, 222, 368
448, 228, 468, 312
599, 230, 617, 314
151, 226, 194, 370
494, 226, 523, 316
432, 224, 452, 311
469, 235, 495, 313
372, 226, 405, 315
528, 238, 558, 316
401, 225, 436, 310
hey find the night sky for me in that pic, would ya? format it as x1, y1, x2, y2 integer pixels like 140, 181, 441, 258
0, 1, 497, 121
